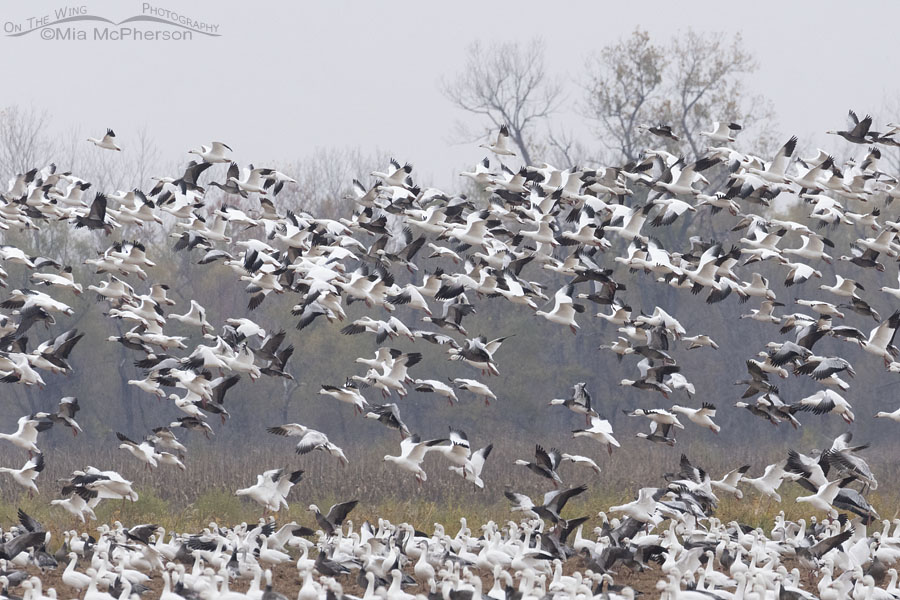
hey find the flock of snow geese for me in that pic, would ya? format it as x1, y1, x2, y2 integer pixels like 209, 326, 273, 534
1, 114, 900, 598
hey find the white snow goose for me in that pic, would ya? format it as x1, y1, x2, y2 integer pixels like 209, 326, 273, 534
87, 129, 121, 151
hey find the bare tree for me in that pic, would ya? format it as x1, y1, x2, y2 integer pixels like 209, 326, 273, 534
443, 38, 563, 165
583, 29, 775, 163
665, 30, 770, 158
582, 29, 667, 163
0, 105, 55, 180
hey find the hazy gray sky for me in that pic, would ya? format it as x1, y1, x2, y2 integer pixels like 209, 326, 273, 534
3, 1, 899, 187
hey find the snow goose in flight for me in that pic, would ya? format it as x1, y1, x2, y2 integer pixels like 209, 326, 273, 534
796, 480, 843, 514
147, 427, 186, 456
699, 121, 742, 144
838, 296, 880, 322
87, 129, 121, 151
31, 266, 83, 295
875, 407, 900, 422
536, 284, 583, 334
308, 500, 358, 537
605, 202, 653, 242
619, 375, 672, 398
504, 484, 587, 524
188, 141, 233, 163
743, 460, 788, 502
33, 396, 81, 436
710, 465, 750, 499
596, 302, 632, 325
236, 468, 303, 513
822, 434, 877, 491
51, 494, 96, 523
549, 382, 598, 424
449, 335, 508, 376
319, 381, 368, 413
370, 158, 413, 188
258, 169, 296, 196
383, 434, 443, 484
479, 125, 516, 157
266, 423, 348, 465
412, 379, 458, 405
572, 415, 620, 455
781, 261, 822, 287
859, 309, 900, 365
670, 403, 720, 433
740, 300, 784, 324
515, 445, 563, 488
73, 192, 113, 233
560, 453, 601, 476
793, 390, 855, 425
748, 136, 797, 184
364, 403, 411, 438
609, 488, 664, 523
795, 298, 844, 319
449, 443, 493, 488
793, 356, 854, 384
229, 166, 268, 195
115, 433, 159, 469
635, 420, 676, 446
855, 228, 898, 258
452, 378, 497, 405
353, 351, 421, 398
652, 156, 717, 197
0, 453, 43, 493
169, 416, 214, 438
826, 110, 873, 144
430, 428, 471, 470
69, 466, 139, 503
820, 274, 864, 298
169, 300, 213, 335
638, 123, 679, 141
0, 415, 52, 454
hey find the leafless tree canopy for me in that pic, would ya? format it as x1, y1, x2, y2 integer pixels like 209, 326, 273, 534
578, 29, 776, 164
442, 38, 563, 166
582, 29, 668, 163
0, 106, 55, 179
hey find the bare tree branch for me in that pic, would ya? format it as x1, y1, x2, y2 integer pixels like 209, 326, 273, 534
442, 38, 563, 165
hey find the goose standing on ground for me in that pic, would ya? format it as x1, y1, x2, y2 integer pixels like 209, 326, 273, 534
87, 129, 121, 151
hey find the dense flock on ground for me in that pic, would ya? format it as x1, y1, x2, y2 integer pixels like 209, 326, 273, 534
1, 115, 900, 598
